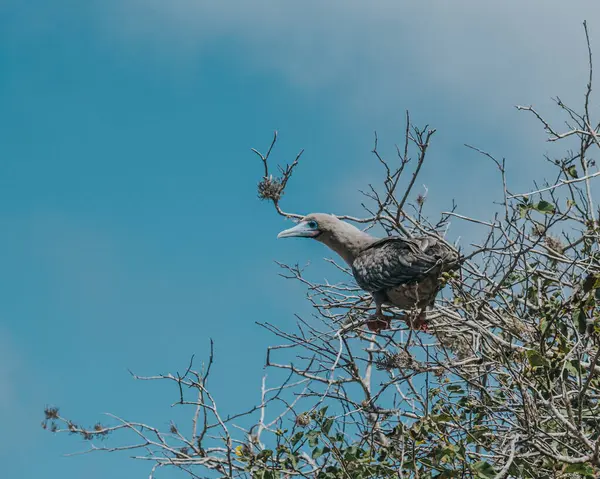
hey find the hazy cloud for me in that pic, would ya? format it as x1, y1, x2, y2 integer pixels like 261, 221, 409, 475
96, 0, 600, 122
79, 1, 600, 240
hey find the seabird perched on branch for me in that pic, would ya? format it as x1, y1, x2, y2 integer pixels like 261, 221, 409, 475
277, 213, 458, 332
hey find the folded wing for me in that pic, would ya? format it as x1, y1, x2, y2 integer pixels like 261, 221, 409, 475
351, 236, 456, 293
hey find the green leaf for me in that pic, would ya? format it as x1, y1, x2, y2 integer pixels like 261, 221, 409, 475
564, 463, 595, 476
574, 309, 587, 335
564, 361, 579, 377
432, 413, 453, 422
518, 203, 530, 218
344, 446, 359, 461
306, 430, 319, 447
436, 444, 457, 461
472, 461, 497, 478
583, 273, 600, 293
256, 449, 273, 461
276, 444, 290, 455
526, 350, 547, 368
291, 431, 304, 447
321, 418, 334, 435
447, 385, 464, 393
535, 200, 556, 214
312, 446, 330, 460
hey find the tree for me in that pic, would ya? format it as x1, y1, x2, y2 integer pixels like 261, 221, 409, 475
44, 22, 600, 479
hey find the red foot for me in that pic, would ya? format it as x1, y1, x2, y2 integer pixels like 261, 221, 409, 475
367, 316, 391, 332
410, 311, 429, 332
365, 312, 429, 333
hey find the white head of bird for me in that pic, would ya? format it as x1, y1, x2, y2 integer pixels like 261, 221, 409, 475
277, 213, 376, 266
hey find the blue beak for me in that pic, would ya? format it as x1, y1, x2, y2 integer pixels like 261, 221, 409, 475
277, 222, 319, 239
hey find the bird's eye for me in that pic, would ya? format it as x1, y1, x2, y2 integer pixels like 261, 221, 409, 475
307, 221, 318, 229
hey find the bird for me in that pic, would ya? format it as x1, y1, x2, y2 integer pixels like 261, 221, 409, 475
277, 213, 459, 332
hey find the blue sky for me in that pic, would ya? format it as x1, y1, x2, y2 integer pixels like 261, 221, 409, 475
2, 1, 600, 477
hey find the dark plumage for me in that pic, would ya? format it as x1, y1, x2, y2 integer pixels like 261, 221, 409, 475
277, 213, 458, 332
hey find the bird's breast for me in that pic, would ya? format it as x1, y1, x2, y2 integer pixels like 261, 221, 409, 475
384, 276, 440, 310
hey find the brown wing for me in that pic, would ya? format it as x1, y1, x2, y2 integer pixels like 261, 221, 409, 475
351, 236, 457, 293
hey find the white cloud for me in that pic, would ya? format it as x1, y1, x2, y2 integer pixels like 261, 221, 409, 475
89, 1, 600, 233
96, 0, 600, 119
93, 2, 600, 187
